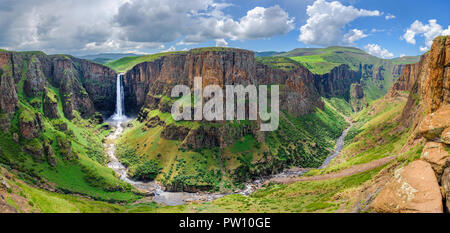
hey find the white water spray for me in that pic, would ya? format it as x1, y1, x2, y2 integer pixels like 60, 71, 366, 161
111, 73, 126, 121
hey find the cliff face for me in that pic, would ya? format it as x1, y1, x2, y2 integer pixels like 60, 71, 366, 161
313, 65, 361, 101
0, 53, 19, 115
389, 37, 450, 130
392, 64, 405, 78
350, 83, 368, 112
255, 62, 323, 116
0, 52, 117, 121
124, 48, 323, 117
372, 36, 450, 213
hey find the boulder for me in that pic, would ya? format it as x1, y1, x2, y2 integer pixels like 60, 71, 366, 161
420, 142, 450, 178
441, 167, 450, 213
371, 160, 443, 213
418, 105, 450, 140
442, 127, 450, 145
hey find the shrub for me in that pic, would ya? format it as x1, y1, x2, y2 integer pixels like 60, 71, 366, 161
133, 159, 161, 181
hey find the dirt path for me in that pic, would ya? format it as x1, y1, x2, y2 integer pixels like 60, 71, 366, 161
270, 156, 396, 184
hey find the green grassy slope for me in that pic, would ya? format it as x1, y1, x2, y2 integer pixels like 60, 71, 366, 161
272, 46, 420, 103
0, 54, 141, 203
116, 95, 352, 192
105, 51, 185, 73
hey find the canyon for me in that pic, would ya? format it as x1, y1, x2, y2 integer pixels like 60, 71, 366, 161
0, 36, 448, 213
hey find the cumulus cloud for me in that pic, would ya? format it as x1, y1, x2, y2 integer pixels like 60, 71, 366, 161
403, 19, 450, 51
0, 0, 131, 54
183, 5, 294, 43
215, 39, 228, 47
343, 29, 368, 44
0, 0, 294, 54
364, 44, 394, 59
298, 0, 381, 46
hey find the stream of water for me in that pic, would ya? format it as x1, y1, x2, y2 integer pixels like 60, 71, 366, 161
104, 73, 353, 205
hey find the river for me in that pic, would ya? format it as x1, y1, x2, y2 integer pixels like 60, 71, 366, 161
104, 119, 353, 205
105, 73, 353, 205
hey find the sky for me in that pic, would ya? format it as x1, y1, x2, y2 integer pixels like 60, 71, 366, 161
0, 0, 449, 58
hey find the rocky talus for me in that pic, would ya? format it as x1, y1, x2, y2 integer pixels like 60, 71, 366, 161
372, 36, 450, 213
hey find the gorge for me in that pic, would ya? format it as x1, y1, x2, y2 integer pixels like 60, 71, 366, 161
0, 37, 447, 213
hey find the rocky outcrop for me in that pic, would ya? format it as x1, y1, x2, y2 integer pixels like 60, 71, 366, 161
422, 37, 450, 113
256, 63, 323, 117
350, 83, 367, 112
0, 51, 117, 120
392, 64, 405, 78
51, 56, 95, 119
442, 127, 450, 145
389, 61, 421, 95
161, 124, 190, 141
418, 105, 450, 140
0, 114, 10, 133
19, 110, 44, 140
24, 56, 45, 98
442, 167, 450, 212
313, 65, 361, 100
124, 48, 323, 118
43, 89, 60, 119
24, 139, 44, 162
420, 142, 449, 178
182, 122, 261, 149
374, 36, 450, 213
371, 160, 443, 213
0, 53, 18, 114
43, 141, 57, 167
57, 136, 74, 160
75, 58, 117, 115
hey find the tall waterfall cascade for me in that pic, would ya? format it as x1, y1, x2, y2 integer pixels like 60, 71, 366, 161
111, 73, 126, 121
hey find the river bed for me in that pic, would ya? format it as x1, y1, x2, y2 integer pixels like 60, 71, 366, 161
104, 119, 353, 206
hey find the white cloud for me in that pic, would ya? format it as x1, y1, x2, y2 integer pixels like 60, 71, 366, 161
0, 0, 294, 54
215, 39, 228, 47
0, 0, 125, 54
298, 0, 381, 46
344, 29, 368, 44
162, 46, 176, 52
184, 5, 294, 43
403, 19, 450, 51
400, 54, 406, 57
364, 44, 394, 59
385, 14, 395, 20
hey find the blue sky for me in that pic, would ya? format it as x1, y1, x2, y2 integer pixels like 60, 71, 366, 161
0, 0, 448, 58
173, 0, 450, 57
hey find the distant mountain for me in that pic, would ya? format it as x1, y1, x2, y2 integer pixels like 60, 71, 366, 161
264, 46, 420, 102
254, 51, 284, 57
78, 53, 140, 64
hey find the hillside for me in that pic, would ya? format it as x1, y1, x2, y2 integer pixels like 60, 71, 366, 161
78, 53, 139, 64
0, 50, 145, 205
264, 46, 420, 102
0, 36, 448, 213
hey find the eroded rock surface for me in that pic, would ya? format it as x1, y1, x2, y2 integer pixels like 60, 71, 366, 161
371, 160, 443, 213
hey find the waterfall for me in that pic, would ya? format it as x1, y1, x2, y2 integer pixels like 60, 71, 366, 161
111, 73, 126, 121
